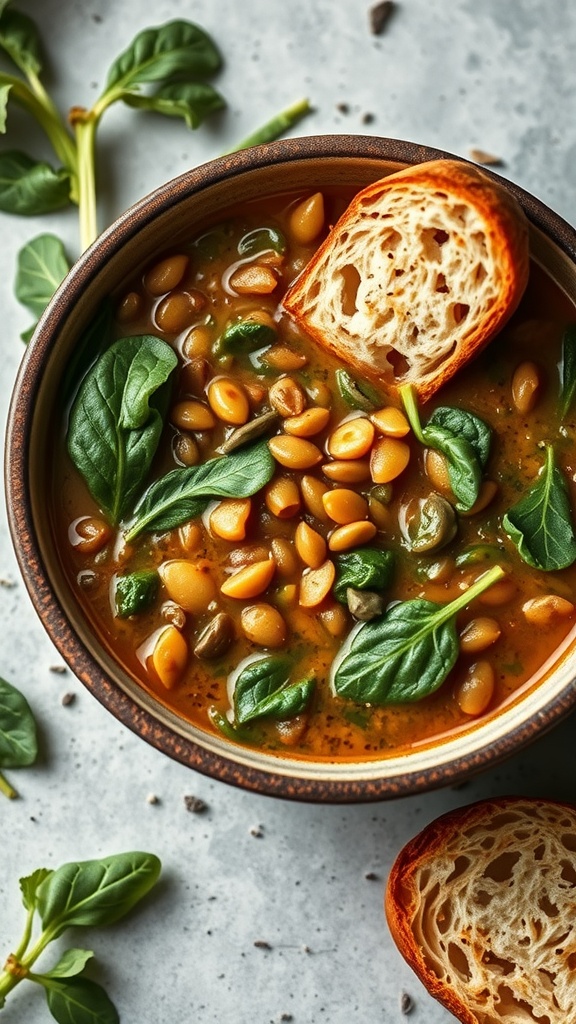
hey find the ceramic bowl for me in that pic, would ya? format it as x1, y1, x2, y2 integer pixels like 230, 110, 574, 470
7, 135, 576, 802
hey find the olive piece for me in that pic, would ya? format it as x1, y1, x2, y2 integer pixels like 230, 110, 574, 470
346, 587, 385, 621
193, 613, 235, 659
405, 493, 457, 553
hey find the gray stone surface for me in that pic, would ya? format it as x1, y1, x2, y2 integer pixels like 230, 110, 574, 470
1, 1, 576, 1021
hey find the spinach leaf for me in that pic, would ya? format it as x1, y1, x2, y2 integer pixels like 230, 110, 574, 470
237, 226, 286, 257
502, 445, 576, 570
560, 324, 576, 420
20, 868, 53, 911
335, 369, 382, 412
104, 20, 222, 95
0, 676, 38, 769
42, 975, 119, 1024
114, 571, 158, 618
234, 656, 314, 724
15, 233, 70, 340
0, 80, 10, 131
67, 336, 178, 525
122, 80, 225, 129
421, 423, 481, 511
0, 150, 71, 215
36, 852, 161, 938
125, 440, 275, 541
217, 316, 276, 354
41, 949, 94, 980
333, 566, 504, 705
0, 8, 43, 78
427, 405, 492, 468
401, 384, 491, 511
333, 547, 395, 603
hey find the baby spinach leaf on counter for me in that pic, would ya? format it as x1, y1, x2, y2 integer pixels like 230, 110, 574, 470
20, 868, 53, 911
114, 571, 158, 618
0, 676, 38, 798
15, 232, 70, 340
122, 80, 225, 129
125, 440, 275, 541
335, 369, 382, 411
401, 384, 490, 511
333, 566, 504, 705
36, 851, 161, 936
40, 948, 94, 980
333, 547, 395, 603
103, 20, 222, 96
67, 336, 178, 525
217, 316, 277, 354
560, 324, 576, 420
502, 445, 576, 570
0, 150, 71, 215
0, 7, 43, 78
233, 656, 314, 724
238, 225, 286, 257
0, 852, 161, 1015
0, 676, 37, 769
41, 974, 119, 1024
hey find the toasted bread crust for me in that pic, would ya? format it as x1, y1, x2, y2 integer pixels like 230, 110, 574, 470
283, 160, 529, 401
385, 797, 576, 1024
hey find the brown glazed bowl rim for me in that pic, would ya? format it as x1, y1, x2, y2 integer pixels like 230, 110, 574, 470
6, 134, 576, 803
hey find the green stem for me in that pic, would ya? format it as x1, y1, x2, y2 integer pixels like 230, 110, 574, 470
6, 74, 79, 199
227, 97, 312, 153
73, 114, 99, 250
399, 384, 426, 444
0, 771, 17, 800
27, 71, 78, 182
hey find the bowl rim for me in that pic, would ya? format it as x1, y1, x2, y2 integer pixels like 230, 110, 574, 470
6, 133, 576, 803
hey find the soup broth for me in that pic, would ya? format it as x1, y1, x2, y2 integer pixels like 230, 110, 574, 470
53, 186, 576, 760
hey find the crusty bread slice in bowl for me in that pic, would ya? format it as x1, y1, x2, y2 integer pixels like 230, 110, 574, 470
283, 160, 530, 402
385, 797, 576, 1024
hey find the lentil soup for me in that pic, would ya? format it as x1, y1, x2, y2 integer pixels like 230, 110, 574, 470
53, 186, 576, 761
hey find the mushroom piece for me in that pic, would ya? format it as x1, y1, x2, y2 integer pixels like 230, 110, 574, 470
346, 587, 385, 621
218, 410, 279, 454
193, 612, 235, 659
404, 493, 457, 553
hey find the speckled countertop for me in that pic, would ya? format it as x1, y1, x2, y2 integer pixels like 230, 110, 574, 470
2, 2, 576, 1022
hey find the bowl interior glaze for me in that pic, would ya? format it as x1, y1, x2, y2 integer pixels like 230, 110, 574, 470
7, 135, 576, 802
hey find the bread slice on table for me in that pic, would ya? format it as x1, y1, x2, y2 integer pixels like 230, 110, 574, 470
283, 160, 529, 402
385, 797, 576, 1024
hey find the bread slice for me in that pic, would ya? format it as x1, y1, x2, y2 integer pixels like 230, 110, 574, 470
283, 160, 529, 401
385, 797, 576, 1024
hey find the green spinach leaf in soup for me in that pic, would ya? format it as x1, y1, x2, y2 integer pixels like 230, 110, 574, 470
503, 445, 576, 571
401, 385, 492, 511
233, 655, 314, 725
67, 335, 178, 525
124, 440, 275, 541
333, 566, 504, 705
333, 547, 395, 603
559, 324, 576, 420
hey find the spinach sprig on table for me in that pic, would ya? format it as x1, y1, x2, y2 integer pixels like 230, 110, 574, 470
0, 852, 161, 1022
0, 5, 311, 336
